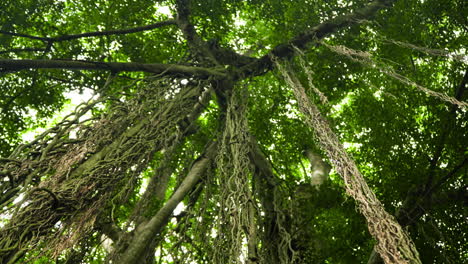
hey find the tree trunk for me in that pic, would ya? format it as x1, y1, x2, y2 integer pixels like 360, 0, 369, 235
113, 142, 217, 264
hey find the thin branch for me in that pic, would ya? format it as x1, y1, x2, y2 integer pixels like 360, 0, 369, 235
431, 158, 468, 193
0, 48, 47, 55
56, 20, 177, 41
1, 87, 29, 114
0, 59, 226, 78
367, 69, 468, 264
0, 30, 49, 41
0, 20, 177, 43
395, 159, 468, 229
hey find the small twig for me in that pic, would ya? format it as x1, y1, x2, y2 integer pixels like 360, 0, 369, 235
430, 158, 468, 193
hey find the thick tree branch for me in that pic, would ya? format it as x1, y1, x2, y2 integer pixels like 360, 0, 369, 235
0, 20, 177, 43
116, 141, 217, 264
0, 59, 226, 78
131, 89, 211, 225
208, 39, 258, 67
175, 0, 220, 66
248, 136, 287, 263
236, 0, 395, 78
249, 137, 281, 188
175, 0, 257, 68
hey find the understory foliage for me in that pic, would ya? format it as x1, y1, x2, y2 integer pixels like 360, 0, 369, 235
0, 0, 467, 263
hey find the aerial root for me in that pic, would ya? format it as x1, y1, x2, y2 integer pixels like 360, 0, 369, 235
322, 42, 468, 109
273, 56, 422, 264
0, 77, 208, 262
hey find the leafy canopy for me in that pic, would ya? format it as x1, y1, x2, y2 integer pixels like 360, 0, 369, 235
0, 0, 466, 263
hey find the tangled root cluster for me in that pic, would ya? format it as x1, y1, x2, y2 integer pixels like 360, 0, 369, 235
0, 76, 207, 262
210, 84, 258, 263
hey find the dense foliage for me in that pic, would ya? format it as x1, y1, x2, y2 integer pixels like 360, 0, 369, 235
0, 0, 466, 263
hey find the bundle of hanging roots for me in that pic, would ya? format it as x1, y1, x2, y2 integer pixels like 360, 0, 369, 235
0, 76, 208, 262
273, 50, 421, 264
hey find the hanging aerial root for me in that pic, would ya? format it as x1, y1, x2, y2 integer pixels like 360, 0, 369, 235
273, 57, 422, 264
249, 138, 296, 263
212, 84, 259, 263
0, 97, 104, 210
383, 38, 467, 63
0, 77, 208, 262
293, 46, 329, 106
322, 42, 468, 109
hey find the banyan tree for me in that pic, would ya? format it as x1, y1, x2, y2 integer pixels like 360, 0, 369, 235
0, 0, 466, 263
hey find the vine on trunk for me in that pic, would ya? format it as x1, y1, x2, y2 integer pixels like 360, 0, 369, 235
212, 84, 259, 263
